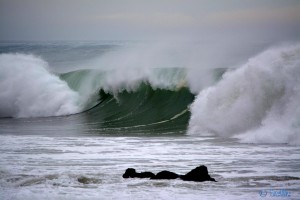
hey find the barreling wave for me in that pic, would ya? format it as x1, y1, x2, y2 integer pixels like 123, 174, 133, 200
188, 43, 300, 145
0, 53, 195, 133
60, 67, 189, 110
60, 68, 195, 134
85, 83, 194, 134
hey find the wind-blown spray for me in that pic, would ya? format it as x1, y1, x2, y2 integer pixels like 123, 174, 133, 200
0, 54, 81, 118
188, 44, 300, 145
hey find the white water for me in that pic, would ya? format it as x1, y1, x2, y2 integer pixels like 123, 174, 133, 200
0, 42, 300, 200
0, 135, 299, 200
68, 42, 219, 94
0, 54, 81, 118
1, 43, 300, 145
188, 44, 300, 145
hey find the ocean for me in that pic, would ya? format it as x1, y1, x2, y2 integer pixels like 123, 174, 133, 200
0, 41, 299, 199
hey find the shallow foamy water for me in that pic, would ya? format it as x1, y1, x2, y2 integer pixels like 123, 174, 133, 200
1, 135, 299, 200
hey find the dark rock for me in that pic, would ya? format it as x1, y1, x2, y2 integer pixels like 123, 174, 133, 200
151, 170, 179, 180
123, 168, 155, 179
180, 165, 216, 182
122, 165, 216, 182
122, 168, 136, 178
137, 172, 156, 179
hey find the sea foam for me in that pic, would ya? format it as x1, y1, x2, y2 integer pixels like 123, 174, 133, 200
188, 43, 300, 145
0, 54, 80, 118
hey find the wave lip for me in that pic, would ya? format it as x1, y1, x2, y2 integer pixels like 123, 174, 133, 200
188, 43, 300, 145
0, 53, 81, 118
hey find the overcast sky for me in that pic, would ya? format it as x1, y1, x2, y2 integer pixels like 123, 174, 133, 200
0, 0, 300, 41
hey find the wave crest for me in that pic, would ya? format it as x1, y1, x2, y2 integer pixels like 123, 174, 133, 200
188, 44, 300, 145
0, 54, 81, 118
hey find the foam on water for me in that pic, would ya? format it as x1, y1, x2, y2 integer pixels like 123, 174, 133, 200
188, 43, 300, 145
0, 135, 299, 200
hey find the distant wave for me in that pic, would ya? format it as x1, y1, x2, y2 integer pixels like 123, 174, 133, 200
188, 43, 300, 145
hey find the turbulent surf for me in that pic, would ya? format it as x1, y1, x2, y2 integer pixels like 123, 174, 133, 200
188, 43, 300, 145
0, 54, 81, 118
0, 42, 299, 143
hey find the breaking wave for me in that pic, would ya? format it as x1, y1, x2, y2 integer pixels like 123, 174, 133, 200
1, 43, 299, 144
0, 53, 196, 133
0, 54, 81, 118
59, 68, 195, 134
188, 43, 300, 145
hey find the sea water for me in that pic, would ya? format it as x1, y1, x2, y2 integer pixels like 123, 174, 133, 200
0, 41, 299, 199
0, 133, 299, 200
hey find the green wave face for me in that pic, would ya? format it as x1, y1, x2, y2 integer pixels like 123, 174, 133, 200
60, 69, 195, 135
87, 85, 194, 134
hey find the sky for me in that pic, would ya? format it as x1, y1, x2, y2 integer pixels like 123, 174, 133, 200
0, 0, 300, 41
